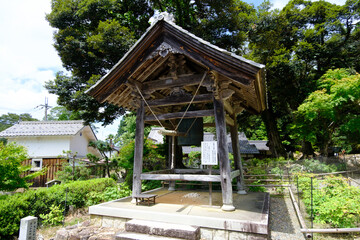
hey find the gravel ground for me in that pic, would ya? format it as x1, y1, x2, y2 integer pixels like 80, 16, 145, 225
270, 195, 305, 240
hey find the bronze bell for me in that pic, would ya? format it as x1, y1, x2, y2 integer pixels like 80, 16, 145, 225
177, 118, 203, 146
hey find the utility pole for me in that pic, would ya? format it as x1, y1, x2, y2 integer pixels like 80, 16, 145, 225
36, 97, 52, 121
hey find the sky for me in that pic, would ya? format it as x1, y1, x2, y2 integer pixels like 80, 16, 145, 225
0, 0, 346, 140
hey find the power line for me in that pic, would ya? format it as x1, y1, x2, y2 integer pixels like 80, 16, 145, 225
35, 97, 52, 121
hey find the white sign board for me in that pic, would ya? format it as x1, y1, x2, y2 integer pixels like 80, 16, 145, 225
201, 141, 218, 165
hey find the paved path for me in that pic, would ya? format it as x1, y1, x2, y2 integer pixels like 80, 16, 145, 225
270, 195, 305, 240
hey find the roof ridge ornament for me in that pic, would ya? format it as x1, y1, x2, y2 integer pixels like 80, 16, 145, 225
149, 11, 175, 26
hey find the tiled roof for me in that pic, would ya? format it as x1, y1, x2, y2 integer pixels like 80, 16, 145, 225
229, 140, 260, 154
181, 132, 261, 155
249, 140, 269, 151
0, 121, 86, 137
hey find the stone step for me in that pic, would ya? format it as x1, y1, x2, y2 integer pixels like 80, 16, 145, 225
116, 232, 184, 240
124, 219, 200, 240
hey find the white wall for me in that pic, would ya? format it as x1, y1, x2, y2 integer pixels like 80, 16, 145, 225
9, 136, 71, 158
70, 130, 89, 158
70, 126, 102, 158
7, 126, 101, 159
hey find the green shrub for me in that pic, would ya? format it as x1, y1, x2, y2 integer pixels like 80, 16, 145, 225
302, 159, 338, 173
0, 178, 116, 238
39, 204, 64, 226
297, 174, 360, 228
56, 162, 92, 183
85, 182, 132, 206
248, 180, 266, 192
270, 167, 284, 176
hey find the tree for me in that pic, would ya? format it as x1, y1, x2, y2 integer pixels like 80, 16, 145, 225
115, 113, 151, 147
151, 0, 256, 53
113, 139, 166, 187
55, 161, 91, 183
46, 106, 82, 121
88, 140, 113, 177
0, 113, 38, 132
291, 69, 360, 155
0, 142, 44, 191
45, 0, 154, 125
246, 0, 360, 156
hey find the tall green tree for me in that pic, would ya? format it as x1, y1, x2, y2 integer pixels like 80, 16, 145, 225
292, 68, 360, 155
246, 0, 360, 156
46, 106, 82, 121
115, 113, 151, 147
45, 0, 154, 125
0, 113, 38, 132
88, 140, 113, 177
151, 0, 256, 53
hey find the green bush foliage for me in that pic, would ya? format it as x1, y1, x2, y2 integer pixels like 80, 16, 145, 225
302, 159, 338, 173
0, 178, 116, 238
113, 139, 166, 187
39, 204, 64, 226
56, 161, 92, 183
297, 174, 360, 228
0, 142, 45, 191
85, 182, 131, 206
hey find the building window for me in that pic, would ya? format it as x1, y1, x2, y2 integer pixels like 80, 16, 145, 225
31, 158, 43, 171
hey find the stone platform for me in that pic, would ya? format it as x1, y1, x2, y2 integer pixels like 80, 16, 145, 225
89, 188, 269, 240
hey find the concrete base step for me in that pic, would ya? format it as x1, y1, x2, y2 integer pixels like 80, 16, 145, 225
125, 219, 200, 240
116, 232, 184, 240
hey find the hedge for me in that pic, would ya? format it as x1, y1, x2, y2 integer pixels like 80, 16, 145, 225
0, 178, 116, 238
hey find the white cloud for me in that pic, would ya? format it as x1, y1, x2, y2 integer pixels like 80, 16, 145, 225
0, 0, 62, 120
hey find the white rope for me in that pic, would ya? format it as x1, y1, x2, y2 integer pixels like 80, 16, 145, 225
135, 84, 165, 129
134, 70, 208, 135
175, 71, 208, 131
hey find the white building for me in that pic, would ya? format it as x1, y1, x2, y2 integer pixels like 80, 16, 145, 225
0, 120, 102, 186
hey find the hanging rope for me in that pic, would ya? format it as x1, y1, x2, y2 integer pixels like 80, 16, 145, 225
174, 71, 208, 131
135, 84, 165, 129
134, 70, 208, 136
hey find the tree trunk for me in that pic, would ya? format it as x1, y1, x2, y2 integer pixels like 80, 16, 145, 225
301, 140, 314, 158
105, 157, 110, 178
261, 107, 287, 158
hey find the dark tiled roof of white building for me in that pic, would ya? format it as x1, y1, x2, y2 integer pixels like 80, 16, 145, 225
0, 121, 86, 137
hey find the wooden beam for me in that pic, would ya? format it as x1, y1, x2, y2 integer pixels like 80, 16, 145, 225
230, 114, 246, 193
147, 93, 213, 107
230, 170, 240, 179
142, 74, 213, 93
141, 173, 222, 182
132, 101, 145, 199
223, 101, 234, 115
233, 106, 244, 114
225, 115, 234, 126
214, 97, 234, 211
204, 122, 215, 127
221, 89, 235, 100
135, 54, 170, 82
228, 85, 245, 100
145, 121, 172, 129
144, 109, 214, 121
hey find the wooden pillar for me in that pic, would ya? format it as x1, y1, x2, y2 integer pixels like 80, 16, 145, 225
132, 101, 145, 202
214, 97, 235, 211
230, 114, 246, 194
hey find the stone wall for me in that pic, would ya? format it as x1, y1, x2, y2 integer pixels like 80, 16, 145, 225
90, 215, 268, 240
